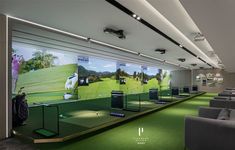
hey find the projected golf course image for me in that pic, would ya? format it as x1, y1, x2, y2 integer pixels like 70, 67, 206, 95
12, 43, 171, 105
12, 44, 79, 105
142, 67, 171, 92
77, 57, 119, 100
118, 63, 143, 94
78, 60, 171, 101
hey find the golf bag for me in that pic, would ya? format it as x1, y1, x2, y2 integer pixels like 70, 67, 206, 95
12, 87, 29, 127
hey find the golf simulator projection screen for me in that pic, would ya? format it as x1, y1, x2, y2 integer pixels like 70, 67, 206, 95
77, 56, 119, 100
12, 42, 78, 104
12, 43, 171, 104
142, 66, 171, 95
117, 62, 143, 94
142, 66, 160, 93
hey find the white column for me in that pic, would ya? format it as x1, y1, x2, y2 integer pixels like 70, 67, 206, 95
0, 14, 10, 140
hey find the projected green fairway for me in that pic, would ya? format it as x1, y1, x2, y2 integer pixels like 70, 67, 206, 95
78, 77, 119, 100
120, 77, 143, 94
143, 77, 170, 92
15, 62, 171, 105
16, 64, 78, 104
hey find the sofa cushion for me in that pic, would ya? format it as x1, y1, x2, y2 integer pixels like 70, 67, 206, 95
217, 108, 230, 120
230, 110, 235, 121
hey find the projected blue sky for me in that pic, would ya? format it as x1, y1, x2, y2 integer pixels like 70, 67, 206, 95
145, 67, 160, 76
13, 42, 77, 65
119, 63, 141, 75
79, 57, 116, 72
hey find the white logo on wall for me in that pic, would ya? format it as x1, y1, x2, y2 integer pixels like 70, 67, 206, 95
134, 127, 149, 145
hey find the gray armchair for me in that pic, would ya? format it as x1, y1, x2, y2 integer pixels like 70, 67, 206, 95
210, 99, 235, 109
218, 91, 235, 97
185, 107, 235, 150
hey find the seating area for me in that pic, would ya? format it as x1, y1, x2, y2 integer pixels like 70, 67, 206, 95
185, 88, 235, 150
210, 89, 235, 109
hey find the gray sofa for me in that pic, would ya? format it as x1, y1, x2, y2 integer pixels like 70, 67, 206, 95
218, 91, 235, 97
185, 107, 235, 150
214, 96, 233, 100
210, 99, 235, 109
226, 88, 235, 90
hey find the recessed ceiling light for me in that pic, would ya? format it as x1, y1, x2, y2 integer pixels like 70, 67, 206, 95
132, 14, 137, 18
137, 16, 141, 20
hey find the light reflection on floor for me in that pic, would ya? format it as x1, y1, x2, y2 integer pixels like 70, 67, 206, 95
185, 100, 209, 106
68, 110, 108, 118
60, 110, 118, 128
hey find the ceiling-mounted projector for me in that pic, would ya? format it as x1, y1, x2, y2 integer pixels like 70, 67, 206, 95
155, 49, 166, 54
103, 27, 126, 39
193, 32, 205, 41
191, 63, 197, 66
178, 58, 186, 62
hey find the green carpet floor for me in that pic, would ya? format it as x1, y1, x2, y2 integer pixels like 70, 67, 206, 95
35, 93, 216, 150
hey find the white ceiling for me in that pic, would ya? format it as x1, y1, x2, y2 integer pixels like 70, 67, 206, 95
146, 0, 220, 63
0, 0, 221, 70
115, 0, 220, 68
180, 0, 235, 72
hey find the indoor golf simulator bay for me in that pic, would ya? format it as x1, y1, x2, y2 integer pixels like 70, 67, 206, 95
11, 41, 184, 141
1, 1, 232, 149
7, 18, 205, 149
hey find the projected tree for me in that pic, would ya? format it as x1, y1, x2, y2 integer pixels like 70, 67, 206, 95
20, 51, 58, 73
133, 71, 137, 79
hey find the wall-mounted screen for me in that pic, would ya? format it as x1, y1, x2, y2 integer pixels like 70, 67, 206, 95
12, 43, 171, 104
77, 56, 119, 100
142, 66, 160, 93
142, 66, 171, 95
117, 63, 142, 94
12, 43, 78, 104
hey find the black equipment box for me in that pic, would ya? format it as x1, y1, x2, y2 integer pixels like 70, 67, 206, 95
111, 91, 124, 109
183, 86, 190, 93
172, 87, 179, 96
149, 88, 159, 100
